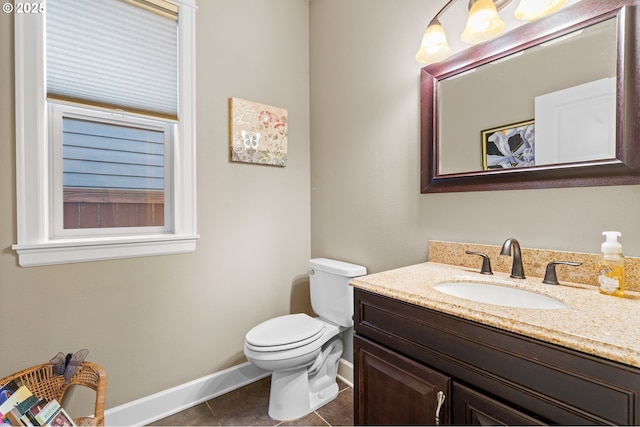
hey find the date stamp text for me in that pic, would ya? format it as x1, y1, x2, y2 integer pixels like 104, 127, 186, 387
3, 2, 46, 14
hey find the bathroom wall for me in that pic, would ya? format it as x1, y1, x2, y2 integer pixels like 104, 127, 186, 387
2, 0, 638, 414
0, 0, 311, 409
309, 0, 640, 278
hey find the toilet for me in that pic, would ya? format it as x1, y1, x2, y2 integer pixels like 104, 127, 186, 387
244, 258, 367, 421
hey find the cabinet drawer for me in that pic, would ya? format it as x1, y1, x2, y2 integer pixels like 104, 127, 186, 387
355, 289, 640, 425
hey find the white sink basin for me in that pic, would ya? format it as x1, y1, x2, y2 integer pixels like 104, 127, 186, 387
433, 281, 566, 309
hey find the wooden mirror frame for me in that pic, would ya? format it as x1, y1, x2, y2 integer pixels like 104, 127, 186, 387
421, 0, 640, 193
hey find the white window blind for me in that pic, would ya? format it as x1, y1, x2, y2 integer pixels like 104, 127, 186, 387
46, 0, 178, 119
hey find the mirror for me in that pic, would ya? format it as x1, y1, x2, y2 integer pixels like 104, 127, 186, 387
421, 0, 640, 193
439, 19, 616, 174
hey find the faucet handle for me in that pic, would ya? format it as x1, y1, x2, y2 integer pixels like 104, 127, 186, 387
465, 251, 493, 275
543, 261, 582, 285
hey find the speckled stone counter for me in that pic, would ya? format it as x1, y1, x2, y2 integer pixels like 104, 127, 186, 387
429, 240, 640, 291
350, 261, 640, 368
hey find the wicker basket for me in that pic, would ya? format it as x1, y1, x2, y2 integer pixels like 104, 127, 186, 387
0, 362, 107, 426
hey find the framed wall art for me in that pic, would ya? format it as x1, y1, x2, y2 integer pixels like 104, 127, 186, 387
229, 97, 288, 167
481, 119, 535, 170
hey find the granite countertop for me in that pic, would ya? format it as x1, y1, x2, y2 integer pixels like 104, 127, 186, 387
350, 262, 640, 368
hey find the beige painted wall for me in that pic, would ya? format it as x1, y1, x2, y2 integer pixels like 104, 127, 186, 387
2, 0, 640, 415
309, 0, 640, 275
0, 0, 311, 409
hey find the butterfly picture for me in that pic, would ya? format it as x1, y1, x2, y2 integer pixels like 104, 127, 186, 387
50, 349, 89, 383
229, 98, 287, 167
241, 130, 260, 149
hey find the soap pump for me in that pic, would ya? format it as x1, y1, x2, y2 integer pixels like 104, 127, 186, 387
598, 231, 625, 297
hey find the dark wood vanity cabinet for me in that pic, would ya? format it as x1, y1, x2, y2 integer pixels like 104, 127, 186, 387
450, 382, 545, 425
353, 289, 640, 425
355, 336, 450, 425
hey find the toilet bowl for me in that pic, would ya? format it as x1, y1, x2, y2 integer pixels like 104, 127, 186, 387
244, 314, 343, 420
244, 258, 367, 421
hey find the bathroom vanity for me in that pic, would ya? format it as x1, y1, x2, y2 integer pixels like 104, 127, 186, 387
351, 262, 640, 425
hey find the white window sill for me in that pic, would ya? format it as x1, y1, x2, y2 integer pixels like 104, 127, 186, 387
12, 234, 199, 267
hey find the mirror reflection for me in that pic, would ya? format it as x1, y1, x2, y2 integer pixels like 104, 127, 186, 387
437, 18, 617, 175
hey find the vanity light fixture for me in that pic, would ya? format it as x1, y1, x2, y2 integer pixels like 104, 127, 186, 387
415, 0, 569, 65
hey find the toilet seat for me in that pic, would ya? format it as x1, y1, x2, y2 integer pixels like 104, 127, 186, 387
245, 313, 324, 352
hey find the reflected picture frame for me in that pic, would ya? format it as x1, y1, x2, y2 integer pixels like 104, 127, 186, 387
481, 119, 535, 170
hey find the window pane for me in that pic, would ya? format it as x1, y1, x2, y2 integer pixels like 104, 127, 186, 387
62, 117, 165, 229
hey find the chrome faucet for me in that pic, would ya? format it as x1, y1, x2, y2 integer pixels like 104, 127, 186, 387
500, 238, 525, 279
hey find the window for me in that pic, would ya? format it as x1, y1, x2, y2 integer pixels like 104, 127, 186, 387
51, 104, 172, 234
13, 0, 198, 267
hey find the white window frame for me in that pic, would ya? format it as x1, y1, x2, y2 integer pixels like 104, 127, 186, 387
12, 0, 198, 267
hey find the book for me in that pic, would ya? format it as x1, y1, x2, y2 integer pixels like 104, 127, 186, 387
45, 407, 75, 426
23, 397, 49, 426
0, 385, 33, 421
0, 382, 76, 426
4, 406, 24, 425
34, 400, 60, 426
3, 394, 39, 425
20, 411, 36, 426
0, 381, 20, 407
15, 394, 38, 415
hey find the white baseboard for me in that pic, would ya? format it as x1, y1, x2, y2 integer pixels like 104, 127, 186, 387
104, 358, 354, 426
337, 358, 354, 387
104, 362, 269, 426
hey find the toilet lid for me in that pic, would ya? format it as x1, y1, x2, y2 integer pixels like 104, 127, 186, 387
246, 313, 324, 350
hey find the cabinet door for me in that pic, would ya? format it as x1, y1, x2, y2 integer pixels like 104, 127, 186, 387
355, 335, 450, 425
452, 382, 546, 425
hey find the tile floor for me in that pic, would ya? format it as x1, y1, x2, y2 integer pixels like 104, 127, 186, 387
148, 377, 354, 426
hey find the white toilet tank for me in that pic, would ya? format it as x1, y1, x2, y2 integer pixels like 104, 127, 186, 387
309, 258, 367, 327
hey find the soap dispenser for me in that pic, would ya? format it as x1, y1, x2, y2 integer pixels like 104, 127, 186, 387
598, 231, 625, 297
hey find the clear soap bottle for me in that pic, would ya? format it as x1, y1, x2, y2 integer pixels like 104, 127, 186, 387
598, 231, 625, 297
